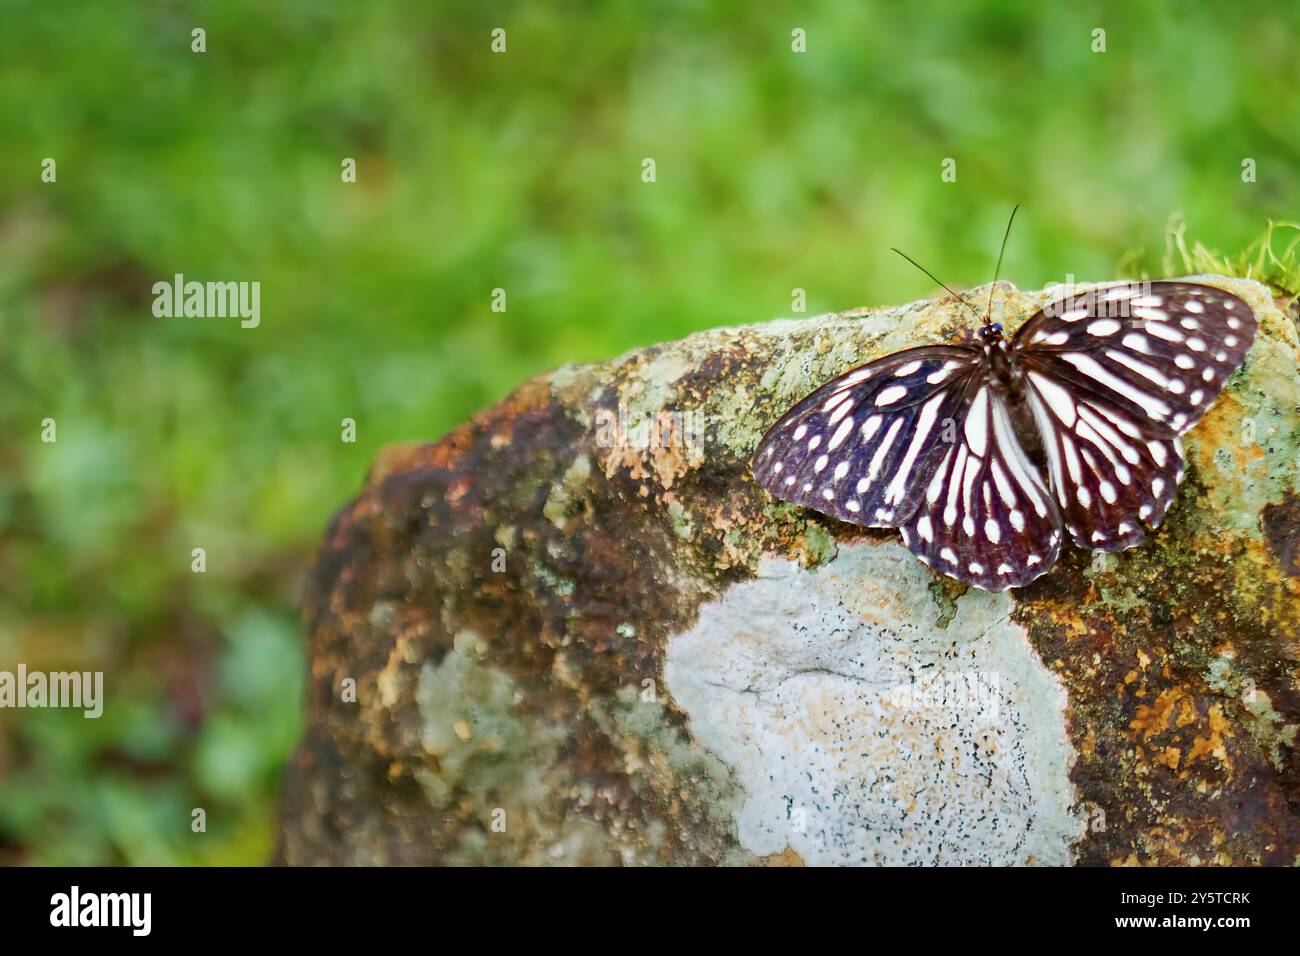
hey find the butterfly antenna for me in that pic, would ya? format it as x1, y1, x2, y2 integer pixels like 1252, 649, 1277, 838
986, 204, 1020, 321
889, 248, 981, 321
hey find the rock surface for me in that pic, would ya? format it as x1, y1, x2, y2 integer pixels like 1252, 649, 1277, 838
277, 276, 1300, 866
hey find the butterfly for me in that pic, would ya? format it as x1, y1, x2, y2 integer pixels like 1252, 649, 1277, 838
751, 274, 1257, 591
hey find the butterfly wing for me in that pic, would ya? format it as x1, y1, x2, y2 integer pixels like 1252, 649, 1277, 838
1013, 281, 1256, 550
897, 380, 1063, 591
751, 345, 981, 528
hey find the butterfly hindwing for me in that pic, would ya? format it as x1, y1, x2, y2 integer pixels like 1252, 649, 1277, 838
751, 345, 979, 527
899, 379, 1062, 591
1022, 372, 1185, 550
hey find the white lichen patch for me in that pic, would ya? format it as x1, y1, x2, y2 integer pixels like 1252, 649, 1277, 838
664, 540, 1084, 865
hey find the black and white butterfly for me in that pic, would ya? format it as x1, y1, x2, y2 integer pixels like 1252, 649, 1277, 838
751, 280, 1257, 591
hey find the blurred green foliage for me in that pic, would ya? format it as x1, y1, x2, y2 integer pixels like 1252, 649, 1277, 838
0, 1, 1297, 864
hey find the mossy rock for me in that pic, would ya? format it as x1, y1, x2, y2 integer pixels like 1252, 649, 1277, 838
278, 275, 1300, 866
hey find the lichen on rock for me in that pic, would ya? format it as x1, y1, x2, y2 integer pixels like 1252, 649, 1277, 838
278, 275, 1300, 866
664, 542, 1083, 865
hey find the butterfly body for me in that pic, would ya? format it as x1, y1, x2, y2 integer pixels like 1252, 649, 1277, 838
976, 325, 1025, 394
751, 281, 1258, 592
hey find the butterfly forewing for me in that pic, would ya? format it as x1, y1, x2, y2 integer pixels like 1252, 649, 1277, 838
899, 381, 1062, 590
1013, 282, 1256, 435
751, 346, 979, 527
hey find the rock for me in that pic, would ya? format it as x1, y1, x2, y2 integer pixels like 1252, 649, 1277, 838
277, 276, 1300, 866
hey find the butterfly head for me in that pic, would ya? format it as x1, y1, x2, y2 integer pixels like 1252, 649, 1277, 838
977, 322, 1003, 342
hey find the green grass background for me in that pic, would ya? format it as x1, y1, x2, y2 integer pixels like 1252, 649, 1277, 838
1, 1, 1297, 864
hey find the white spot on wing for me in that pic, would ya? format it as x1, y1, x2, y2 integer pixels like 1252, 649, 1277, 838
883, 393, 945, 506
1058, 352, 1171, 421
964, 388, 990, 457
1121, 333, 1151, 354
876, 385, 908, 406
842, 367, 874, 386
865, 418, 905, 487
1028, 372, 1077, 427
828, 416, 855, 451
1105, 349, 1170, 389
1144, 322, 1183, 343
927, 360, 962, 385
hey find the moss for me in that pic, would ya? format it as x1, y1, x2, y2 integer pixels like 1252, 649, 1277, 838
925, 575, 963, 628
542, 453, 592, 530
799, 522, 839, 568
1159, 217, 1300, 303
414, 645, 547, 810
667, 498, 694, 541
709, 382, 767, 455
527, 557, 576, 599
